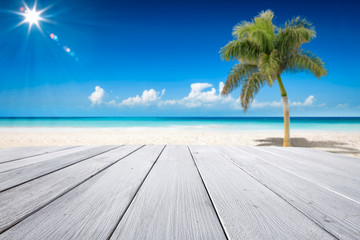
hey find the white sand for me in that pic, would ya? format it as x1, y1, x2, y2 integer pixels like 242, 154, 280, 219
0, 127, 359, 158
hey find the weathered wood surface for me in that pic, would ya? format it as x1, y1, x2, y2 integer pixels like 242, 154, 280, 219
110, 145, 226, 240
285, 147, 360, 167
0, 146, 76, 164
0, 145, 118, 192
0, 145, 142, 233
190, 145, 335, 240
0, 145, 359, 240
253, 146, 360, 201
216, 146, 360, 240
0, 145, 164, 240
0, 146, 87, 173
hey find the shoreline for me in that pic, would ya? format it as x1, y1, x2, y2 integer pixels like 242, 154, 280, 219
1, 127, 359, 158
1, 125, 359, 131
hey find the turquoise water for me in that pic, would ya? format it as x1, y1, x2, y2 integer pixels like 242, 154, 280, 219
0, 117, 359, 131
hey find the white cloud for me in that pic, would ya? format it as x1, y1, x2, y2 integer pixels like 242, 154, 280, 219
336, 103, 348, 108
108, 100, 116, 105
251, 100, 282, 108
88, 86, 105, 106
248, 95, 320, 109
158, 99, 177, 106
250, 95, 318, 109
119, 89, 164, 106
182, 83, 219, 106
290, 95, 314, 107
162, 82, 315, 109
218, 82, 224, 95
158, 83, 319, 110
160, 82, 233, 108
91, 83, 323, 112
187, 83, 215, 99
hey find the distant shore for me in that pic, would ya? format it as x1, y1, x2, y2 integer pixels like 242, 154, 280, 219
0, 127, 359, 158
1, 117, 360, 131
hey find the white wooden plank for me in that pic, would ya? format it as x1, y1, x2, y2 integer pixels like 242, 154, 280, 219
0, 145, 164, 240
0, 145, 142, 233
190, 145, 335, 240
0, 146, 76, 164
0, 146, 89, 173
269, 146, 360, 172
110, 145, 226, 240
0, 145, 118, 192
289, 147, 360, 164
217, 146, 360, 240
242, 146, 360, 202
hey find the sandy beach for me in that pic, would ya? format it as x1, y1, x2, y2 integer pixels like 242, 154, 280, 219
1, 127, 359, 158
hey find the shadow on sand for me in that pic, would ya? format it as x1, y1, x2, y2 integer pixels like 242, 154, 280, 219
255, 137, 360, 155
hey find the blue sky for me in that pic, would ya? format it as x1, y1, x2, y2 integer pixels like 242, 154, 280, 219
0, 0, 359, 117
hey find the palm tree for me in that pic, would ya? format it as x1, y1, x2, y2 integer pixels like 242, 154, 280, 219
220, 10, 327, 147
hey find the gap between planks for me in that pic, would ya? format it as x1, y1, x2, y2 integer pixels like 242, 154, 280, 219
187, 146, 230, 240
0, 146, 80, 164
212, 146, 339, 239
106, 145, 167, 240
109, 145, 226, 240
0, 145, 145, 234
250, 146, 360, 205
0, 145, 165, 239
0, 146, 121, 193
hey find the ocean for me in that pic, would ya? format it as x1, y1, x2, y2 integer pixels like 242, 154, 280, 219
0, 117, 359, 131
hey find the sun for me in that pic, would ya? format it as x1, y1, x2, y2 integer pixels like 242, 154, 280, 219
17, 1, 48, 32
24, 8, 42, 27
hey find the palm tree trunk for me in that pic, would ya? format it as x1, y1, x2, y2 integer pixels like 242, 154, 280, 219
277, 75, 290, 147
281, 96, 290, 147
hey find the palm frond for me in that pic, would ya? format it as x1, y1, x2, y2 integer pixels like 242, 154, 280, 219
232, 10, 275, 54
285, 16, 315, 31
232, 21, 255, 39
249, 29, 274, 53
257, 10, 275, 21
221, 64, 258, 95
220, 39, 260, 63
276, 17, 316, 55
259, 50, 281, 84
254, 10, 275, 39
286, 50, 327, 78
240, 72, 266, 111
254, 10, 275, 52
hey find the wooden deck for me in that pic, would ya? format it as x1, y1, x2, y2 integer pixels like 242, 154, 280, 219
0, 145, 359, 240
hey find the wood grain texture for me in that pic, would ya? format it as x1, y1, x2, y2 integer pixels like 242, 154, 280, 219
0, 145, 118, 192
0, 146, 75, 164
0, 145, 142, 233
190, 145, 335, 240
0, 145, 164, 240
0, 146, 88, 173
217, 146, 360, 240
286, 147, 360, 167
243, 146, 360, 202
268, 146, 360, 175
0, 145, 358, 240
110, 145, 226, 240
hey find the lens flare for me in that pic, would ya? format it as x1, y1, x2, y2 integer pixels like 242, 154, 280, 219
63, 46, 71, 52
15, 2, 79, 61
